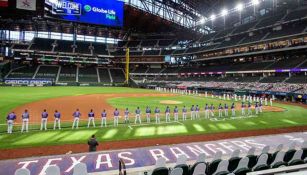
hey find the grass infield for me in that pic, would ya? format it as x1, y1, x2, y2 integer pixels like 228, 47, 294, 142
0, 86, 306, 150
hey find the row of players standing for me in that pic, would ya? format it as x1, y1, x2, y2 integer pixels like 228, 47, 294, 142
6, 101, 264, 134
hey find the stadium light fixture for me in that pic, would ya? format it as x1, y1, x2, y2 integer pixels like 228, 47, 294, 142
199, 17, 206, 24
210, 14, 216, 21
221, 9, 228, 16
236, 3, 244, 11
252, 0, 260, 6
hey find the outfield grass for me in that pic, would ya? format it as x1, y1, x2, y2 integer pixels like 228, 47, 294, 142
0, 86, 306, 150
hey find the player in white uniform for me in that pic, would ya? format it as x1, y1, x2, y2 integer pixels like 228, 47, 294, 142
154, 107, 160, 124
21, 109, 30, 133
72, 109, 81, 129
87, 109, 95, 128
124, 108, 129, 124
165, 106, 171, 123
145, 106, 151, 123
101, 109, 107, 127
135, 107, 141, 124
174, 106, 179, 121
182, 106, 187, 121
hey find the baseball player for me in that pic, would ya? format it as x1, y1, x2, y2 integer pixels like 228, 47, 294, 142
135, 107, 141, 124
40, 109, 48, 131
154, 107, 160, 124
231, 103, 236, 117
87, 109, 95, 128
248, 102, 252, 116
205, 104, 209, 119
265, 98, 268, 106
255, 102, 259, 115
72, 109, 81, 129
241, 102, 246, 116
210, 104, 215, 117
114, 108, 119, 126
101, 109, 107, 127
174, 106, 179, 121
145, 106, 151, 123
7, 112, 16, 134
259, 102, 263, 113
165, 106, 171, 123
21, 109, 30, 133
182, 106, 187, 121
53, 110, 61, 130
270, 98, 273, 106
218, 103, 223, 117
224, 104, 229, 117
190, 105, 195, 120
195, 105, 200, 119
124, 108, 129, 124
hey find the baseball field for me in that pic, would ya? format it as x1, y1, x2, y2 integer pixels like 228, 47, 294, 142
0, 86, 307, 159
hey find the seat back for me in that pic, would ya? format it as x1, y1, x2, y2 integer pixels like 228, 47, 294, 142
212, 151, 222, 162
230, 150, 240, 158
254, 154, 268, 168
275, 144, 284, 152
192, 163, 206, 175
176, 155, 187, 165
170, 168, 183, 175
155, 157, 166, 168
14, 168, 30, 175
73, 162, 88, 175
152, 167, 169, 175
289, 142, 296, 150
302, 140, 307, 149
290, 150, 303, 162
174, 164, 189, 175
214, 160, 229, 175
246, 147, 256, 156
45, 165, 60, 175
196, 153, 206, 163
261, 146, 270, 154
234, 157, 249, 172
271, 151, 285, 165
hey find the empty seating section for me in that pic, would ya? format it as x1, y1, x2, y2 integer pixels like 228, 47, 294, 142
147, 68, 162, 73
217, 35, 246, 48
58, 66, 76, 82
214, 28, 234, 39
284, 9, 307, 21
260, 76, 287, 83
240, 31, 267, 44
186, 47, 201, 53
112, 50, 125, 56
7, 66, 37, 78
267, 57, 305, 69
127, 40, 140, 47
162, 67, 180, 73
149, 142, 307, 175
54, 40, 73, 53
141, 40, 157, 47
161, 49, 175, 55
98, 68, 111, 83
241, 61, 274, 70
78, 67, 98, 83
30, 38, 54, 51
92, 43, 108, 55
13, 44, 29, 50
75, 41, 91, 54
232, 21, 257, 34
255, 13, 284, 28
266, 23, 306, 39
117, 41, 128, 47
199, 32, 217, 42
286, 75, 307, 84
35, 66, 59, 80
132, 67, 148, 73
172, 49, 186, 55
158, 40, 174, 47
144, 50, 160, 55
110, 69, 125, 83
130, 51, 143, 56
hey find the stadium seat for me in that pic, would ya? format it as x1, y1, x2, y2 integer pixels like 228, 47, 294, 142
192, 163, 206, 175
228, 149, 241, 172
232, 157, 250, 175
170, 168, 183, 175
14, 168, 30, 175
213, 160, 229, 175
246, 147, 257, 169
252, 154, 269, 171
284, 142, 297, 163
151, 158, 169, 175
270, 151, 287, 168
301, 141, 307, 160
190, 153, 207, 175
175, 155, 189, 175
261, 145, 270, 154
288, 150, 304, 166
270, 144, 284, 164
45, 165, 60, 175
207, 151, 223, 175
73, 163, 88, 175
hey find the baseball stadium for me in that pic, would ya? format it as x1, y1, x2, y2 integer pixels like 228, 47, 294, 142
0, 0, 307, 175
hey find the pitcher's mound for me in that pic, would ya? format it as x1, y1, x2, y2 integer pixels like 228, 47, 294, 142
160, 100, 183, 105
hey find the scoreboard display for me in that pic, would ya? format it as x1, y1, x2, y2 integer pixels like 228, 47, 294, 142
44, 0, 124, 27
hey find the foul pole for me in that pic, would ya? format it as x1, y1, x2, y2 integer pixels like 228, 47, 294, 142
125, 48, 130, 85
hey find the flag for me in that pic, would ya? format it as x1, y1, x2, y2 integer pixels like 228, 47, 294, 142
0, 0, 8, 7
16, 0, 36, 11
